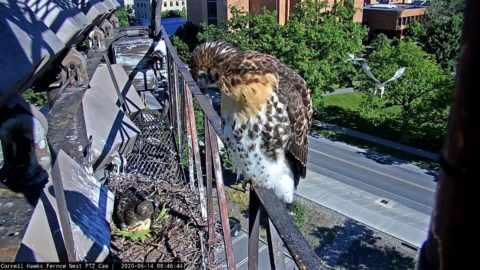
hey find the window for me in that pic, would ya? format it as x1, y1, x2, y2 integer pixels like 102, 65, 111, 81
164, 2, 167, 7
207, 0, 218, 24
182, 1, 185, 5
170, 1, 173, 6
176, 1, 179, 6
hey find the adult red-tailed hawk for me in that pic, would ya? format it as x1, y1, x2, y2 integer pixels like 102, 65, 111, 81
191, 42, 313, 204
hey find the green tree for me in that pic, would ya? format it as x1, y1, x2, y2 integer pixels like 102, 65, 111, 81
161, 9, 187, 19
405, 0, 464, 72
427, 0, 465, 20
404, 20, 427, 41
197, 0, 368, 115
21, 89, 47, 107
422, 14, 463, 72
171, 35, 191, 63
173, 21, 200, 52
357, 40, 453, 142
114, 7, 133, 27
371, 33, 392, 50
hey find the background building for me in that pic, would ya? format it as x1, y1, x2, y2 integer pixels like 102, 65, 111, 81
134, 0, 153, 21
162, 0, 187, 12
363, 2, 426, 37
133, 0, 187, 24
122, 0, 134, 7
188, 0, 363, 26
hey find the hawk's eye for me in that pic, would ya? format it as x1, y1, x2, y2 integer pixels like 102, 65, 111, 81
207, 72, 219, 82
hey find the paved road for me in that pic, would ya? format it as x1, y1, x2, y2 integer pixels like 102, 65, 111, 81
306, 135, 437, 214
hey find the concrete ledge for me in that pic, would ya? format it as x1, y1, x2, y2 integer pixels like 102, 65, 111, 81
16, 150, 114, 262
89, 64, 146, 114
83, 85, 140, 171
26, 0, 91, 45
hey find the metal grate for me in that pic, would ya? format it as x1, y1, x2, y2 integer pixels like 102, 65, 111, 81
124, 111, 184, 184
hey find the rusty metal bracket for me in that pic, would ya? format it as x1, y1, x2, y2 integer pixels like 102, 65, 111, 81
60, 48, 88, 86
109, 15, 120, 28
88, 26, 106, 50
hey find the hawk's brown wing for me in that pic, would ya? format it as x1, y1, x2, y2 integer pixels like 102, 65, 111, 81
275, 62, 312, 184
246, 53, 313, 185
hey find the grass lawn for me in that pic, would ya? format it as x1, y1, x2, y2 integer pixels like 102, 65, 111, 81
320, 92, 444, 153
324, 92, 400, 114
324, 92, 364, 110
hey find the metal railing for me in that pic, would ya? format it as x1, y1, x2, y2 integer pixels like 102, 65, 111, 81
160, 27, 325, 270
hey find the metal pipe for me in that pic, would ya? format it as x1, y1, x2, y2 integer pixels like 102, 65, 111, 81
267, 218, 286, 270
207, 122, 236, 270
185, 87, 207, 221
253, 185, 325, 269
0, 113, 51, 177
248, 187, 261, 270
205, 113, 214, 245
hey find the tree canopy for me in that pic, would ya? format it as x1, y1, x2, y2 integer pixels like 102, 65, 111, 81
161, 9, 187, 19
405, 0, 464, 72
357, 39, 453, 142
114, 7, 133, 27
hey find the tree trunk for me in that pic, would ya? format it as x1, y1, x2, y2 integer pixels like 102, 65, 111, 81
399, 105, 410, 143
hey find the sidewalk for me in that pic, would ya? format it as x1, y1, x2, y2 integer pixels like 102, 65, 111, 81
296, 169, 430, 248
313, 120, 439, 161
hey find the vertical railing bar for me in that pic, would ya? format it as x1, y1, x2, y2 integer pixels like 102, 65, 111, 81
184, 87, 207, 221
185, 91, 195, 190
177, 73, 183, 139
166, 52, 174, 131
205, 113, 214, 245
207, 122, 236, 270
173, 62, 182, 155
170, 56, 177, 146
267, 218, 287, 270
248, 186, 261, 270
180, 76, 185, 150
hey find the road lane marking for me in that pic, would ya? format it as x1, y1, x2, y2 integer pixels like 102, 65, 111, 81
306, 163, 433, 211
309, 148, 435, 193
308, 135, 439, 178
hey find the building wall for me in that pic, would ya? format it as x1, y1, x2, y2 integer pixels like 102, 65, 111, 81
353, 0, 364, 23
363, 6, 426, 32
187, 0, 205, 25
134, 0, 152, 20
188, 0, 364, 26
225, 0, 249, 23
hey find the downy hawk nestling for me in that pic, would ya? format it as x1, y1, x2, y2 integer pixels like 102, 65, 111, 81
192, 42, 313, 204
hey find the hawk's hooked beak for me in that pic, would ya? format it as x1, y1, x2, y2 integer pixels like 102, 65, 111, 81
197, 73, 209, 90
196, 72, 218, 91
